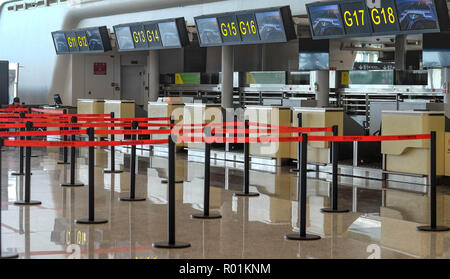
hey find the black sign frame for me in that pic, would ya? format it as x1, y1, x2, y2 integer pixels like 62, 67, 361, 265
52, 26, 112, 55
113, 18, 189, 52
194, 6, 296, 47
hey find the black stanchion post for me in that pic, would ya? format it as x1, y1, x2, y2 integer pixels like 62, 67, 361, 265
191, 126, 221, 219
104, 112, 123, 174
153, 120, 190, 249
417, 131, 449, 232
234, 120, 259, 197
12, 112, 25, 176
290, 113, 302, 173
120, 121, 146, 202
75, 128, 108, 224
321, 125, 349, 213
0, 139, 19, 258
61, 116, 84, 187
14, 121, 41, 206
161, 118, 183, 184
285, 133, 321, 241
57, 110, 69, 165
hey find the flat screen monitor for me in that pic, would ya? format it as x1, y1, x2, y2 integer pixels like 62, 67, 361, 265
115, 26, 135, 50
299, 52, 330, 70
158, 21, 181, 47
196, 17, 223, 46
395, 0, 439, 31
53, 94, 63, 106
255, 10, 286, 42
308, 3, 345, 38
52, 32, 69, 54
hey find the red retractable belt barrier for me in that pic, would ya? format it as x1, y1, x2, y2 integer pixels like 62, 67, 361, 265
76, 117, 171, 122
30, 108, 64, 114
25, 113, 111, 118
3, 138, 169, 147
0, 108, 28, 112
308, 134, 431, 142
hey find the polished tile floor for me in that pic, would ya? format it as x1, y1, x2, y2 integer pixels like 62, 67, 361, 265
0, 145, 449, 259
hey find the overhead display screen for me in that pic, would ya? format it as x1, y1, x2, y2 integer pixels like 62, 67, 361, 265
52, 26, 112, 54
113, 18, 189, 51
367, 0, 400, 34
307, 3, 345, 38
395, 0, 439, 31
307, 0, 444, 39
195, 6, 296, 47
341, 0, 372, 36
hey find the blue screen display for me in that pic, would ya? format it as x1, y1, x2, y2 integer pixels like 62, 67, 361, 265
396, 0, 439, 31
308, 4, 345, 37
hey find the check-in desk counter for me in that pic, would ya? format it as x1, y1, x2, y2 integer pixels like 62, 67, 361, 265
291, 108, 344, 164
184, 103, 222, 150
381, 111, 445, 176
245, 106, 291, 159
148, 102, 185, 149
104, 100, 135, 140
77, 99, 106, 139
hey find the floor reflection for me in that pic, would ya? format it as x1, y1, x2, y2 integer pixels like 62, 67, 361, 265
0, 147, 447, 259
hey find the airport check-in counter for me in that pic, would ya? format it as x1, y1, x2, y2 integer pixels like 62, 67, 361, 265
291, 108, 344, 164
183, 103, 222, 150
104, 100, 135, 140
41, 106, 76, 140
148, 101, 186, 149
381, 111, 445, 176
77, 99, 106, 138
245, 106, 291, 160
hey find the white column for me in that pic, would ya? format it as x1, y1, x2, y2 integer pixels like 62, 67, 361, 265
221, 45, 234, 109
312, 70, 330, 107
148, 50, 160, 102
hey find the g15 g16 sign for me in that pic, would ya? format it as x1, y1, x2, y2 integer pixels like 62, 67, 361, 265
306, 0, 447, 39
113, 18, 189, 51
52, 26, 112, 54
194, 6, 296, 47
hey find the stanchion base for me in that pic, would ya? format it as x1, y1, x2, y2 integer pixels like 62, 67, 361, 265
234, 192, 260, 197
191, 213, 222, 219
75, 218, 108, 224
320, 208, 350, 213
0, 252, 19, 259
14, 200, 41, 206
161, 179, 183, 184
152, 241, 191, 249
416, 226, 450, 232
119, 197, 146, 202
103, 169, 123, 174
285, 234, 321, 241
60, 183, 84, 187
57, 162, 70, 165
11, 172, 24, 176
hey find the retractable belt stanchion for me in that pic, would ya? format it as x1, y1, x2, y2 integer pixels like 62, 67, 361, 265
417, 131, 449, 232
285, 133, 321, 241
26, 108, 38, 158
0, 139, 19, 258
104, 112, 123, 174
191, 126, 222, 219
290, 113, 302, 173
14, 121, 41, 206
234, 120, 259, 197
120, 121, 146, 202
321, 125, 349, 213
75, 128, 108, 224
11, 112, 25, 176
61, 116, 84, 187
161, 118, 183, 184
153, 123, 190, 249
57, 110, 69, 165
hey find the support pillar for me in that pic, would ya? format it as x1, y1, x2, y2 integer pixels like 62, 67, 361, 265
312, 70, 330, 107
148, 50, 160, 102
395, 34, 407, 71
221, 46, 234, 110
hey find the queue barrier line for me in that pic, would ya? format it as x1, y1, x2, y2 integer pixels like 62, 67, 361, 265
0, 116, 171, 123
25, 113, 111, 118
0, 108, 29, 112
3, 138, 169, 148
176, 133, 432, 144
30, 108, 64, 114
